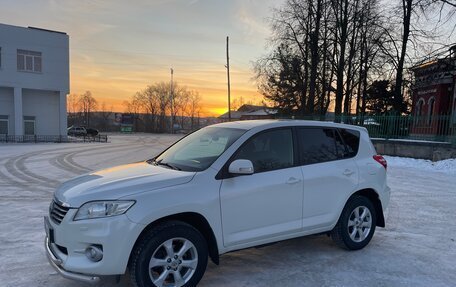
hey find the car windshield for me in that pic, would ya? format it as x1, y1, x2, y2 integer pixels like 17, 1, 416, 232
151, 127, 246, 172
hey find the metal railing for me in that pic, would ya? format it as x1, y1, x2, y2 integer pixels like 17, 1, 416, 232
278, 114, 456, 145
0, 134, 108, 143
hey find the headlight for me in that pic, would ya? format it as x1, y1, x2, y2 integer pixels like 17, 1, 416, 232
74, 200, 135, 221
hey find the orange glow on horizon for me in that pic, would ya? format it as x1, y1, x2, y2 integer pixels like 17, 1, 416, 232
71, 67, 263, 117
79, 88, 262, 117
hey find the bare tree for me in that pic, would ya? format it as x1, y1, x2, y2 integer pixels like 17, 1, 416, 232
187, 91, 202, 130
125, 82, 202, 133
256, 0, 385, 118
173, 85, 190, 130
99, 102, 113, 131
67, 94, 80, 127
78, 91, 97, 127
231, 96, 246, 111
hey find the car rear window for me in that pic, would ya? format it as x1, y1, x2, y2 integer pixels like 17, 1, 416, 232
338, 129, 360, 158
297, 128, 339, 165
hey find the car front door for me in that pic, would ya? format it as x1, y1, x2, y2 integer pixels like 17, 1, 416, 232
219, 128, 304, 247
297, 127, 359, 230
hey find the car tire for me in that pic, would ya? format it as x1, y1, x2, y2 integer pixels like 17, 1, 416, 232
129, 220, 208, 287
331, 195, 377, 250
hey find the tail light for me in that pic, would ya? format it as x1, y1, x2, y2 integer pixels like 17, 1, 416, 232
373, 155, 387, 170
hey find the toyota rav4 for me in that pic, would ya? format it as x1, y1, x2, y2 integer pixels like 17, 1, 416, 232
44, 120, 390, 287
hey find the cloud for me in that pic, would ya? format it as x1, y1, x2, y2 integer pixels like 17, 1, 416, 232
236, 3, 271, 39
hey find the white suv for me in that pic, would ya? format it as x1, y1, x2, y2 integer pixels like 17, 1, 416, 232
44, 120, 390, 287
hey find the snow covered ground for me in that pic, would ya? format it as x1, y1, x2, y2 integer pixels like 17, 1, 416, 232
384, 156, 456, 175
1, 134, 455, 287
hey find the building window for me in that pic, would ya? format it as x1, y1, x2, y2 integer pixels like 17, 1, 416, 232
0, 115, 8, 135
416, 98, 425, 116
23, 116, 36, 135
428, 97, 435, 125
17, 49, 42, 72
415, 98, 425, 125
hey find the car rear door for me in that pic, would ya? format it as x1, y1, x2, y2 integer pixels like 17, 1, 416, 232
219, 128, 304, 247
297, 127, 359, 231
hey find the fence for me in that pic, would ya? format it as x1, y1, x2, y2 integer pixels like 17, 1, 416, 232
0, 134, 108, 143
279, 114, 456, 145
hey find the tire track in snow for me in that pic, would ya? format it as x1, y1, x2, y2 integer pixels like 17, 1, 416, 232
0, 168, 51, 194
49, 142, 145, 175
15, 153, 61, 186
3, 152, 59, 189
0, 136, 167, 198
54, 151, 91, 174
0, 145, 108, 192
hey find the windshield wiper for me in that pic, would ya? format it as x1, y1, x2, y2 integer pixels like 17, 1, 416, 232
151, 159, 181, 171
159, 162, 182, 171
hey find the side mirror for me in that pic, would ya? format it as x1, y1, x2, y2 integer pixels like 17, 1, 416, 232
228, 159, 254, 175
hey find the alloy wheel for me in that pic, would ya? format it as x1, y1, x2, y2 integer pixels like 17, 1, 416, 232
347, 206, 372, 243
148, 237, 198, 287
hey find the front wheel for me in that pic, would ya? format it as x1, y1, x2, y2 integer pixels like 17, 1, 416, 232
129, 221, 208, 287
331, 196, 377, 250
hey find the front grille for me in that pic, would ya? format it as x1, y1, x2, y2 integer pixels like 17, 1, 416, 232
50, 200, 70, 224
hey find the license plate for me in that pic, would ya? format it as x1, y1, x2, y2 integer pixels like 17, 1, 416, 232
44, 216, 55, 243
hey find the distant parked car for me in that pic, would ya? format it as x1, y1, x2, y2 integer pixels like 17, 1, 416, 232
67, 126, 87, 136
85, 128, 99, 136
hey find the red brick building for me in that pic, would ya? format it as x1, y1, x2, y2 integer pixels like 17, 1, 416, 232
410, 45, 456, 138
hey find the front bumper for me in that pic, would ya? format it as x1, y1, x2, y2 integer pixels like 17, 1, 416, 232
45, 236, 100, 284
44, 210, 144, 278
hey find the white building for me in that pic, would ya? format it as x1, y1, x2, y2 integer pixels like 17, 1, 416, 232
0, 23, 69, 138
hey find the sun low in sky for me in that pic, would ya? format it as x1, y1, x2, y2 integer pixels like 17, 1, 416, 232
0, 0, 284, 116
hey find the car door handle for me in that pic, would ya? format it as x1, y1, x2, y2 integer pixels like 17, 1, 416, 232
286, 177, 302, 185
343, 169, 355, 176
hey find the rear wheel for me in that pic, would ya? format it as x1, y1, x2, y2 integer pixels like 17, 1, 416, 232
331, 196, 377, 250
130, 221, 208, 287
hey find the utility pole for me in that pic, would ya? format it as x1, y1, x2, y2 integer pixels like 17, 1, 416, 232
226, 36, 231, 121
170, 68, 174, 134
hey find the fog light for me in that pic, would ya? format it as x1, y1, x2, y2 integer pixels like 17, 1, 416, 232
85, 245, 103, 262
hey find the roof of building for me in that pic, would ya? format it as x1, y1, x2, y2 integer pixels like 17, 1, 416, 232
28, 26, 67, 35
218, 104, 277, 119
243, 109, 277, 116
0, 23, 67, 35
218, 111, 243, 120
411, 44, 456, 71
237, 104, 265, 112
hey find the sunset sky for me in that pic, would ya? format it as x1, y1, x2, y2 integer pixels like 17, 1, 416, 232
0, 0, 285, 116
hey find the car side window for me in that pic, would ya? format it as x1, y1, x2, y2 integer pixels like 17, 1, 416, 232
297, 128, 342, 165
334, 129, 348, 158
339, 129, 360, 158
233, 129, 294, 173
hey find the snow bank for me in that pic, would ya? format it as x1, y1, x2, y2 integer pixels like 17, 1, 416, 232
384, 155, 456, 175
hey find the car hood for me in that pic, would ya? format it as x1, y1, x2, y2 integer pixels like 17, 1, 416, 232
54, 162, 196, 207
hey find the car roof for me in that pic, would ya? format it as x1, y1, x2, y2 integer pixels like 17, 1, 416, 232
211, 120, 367, 132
